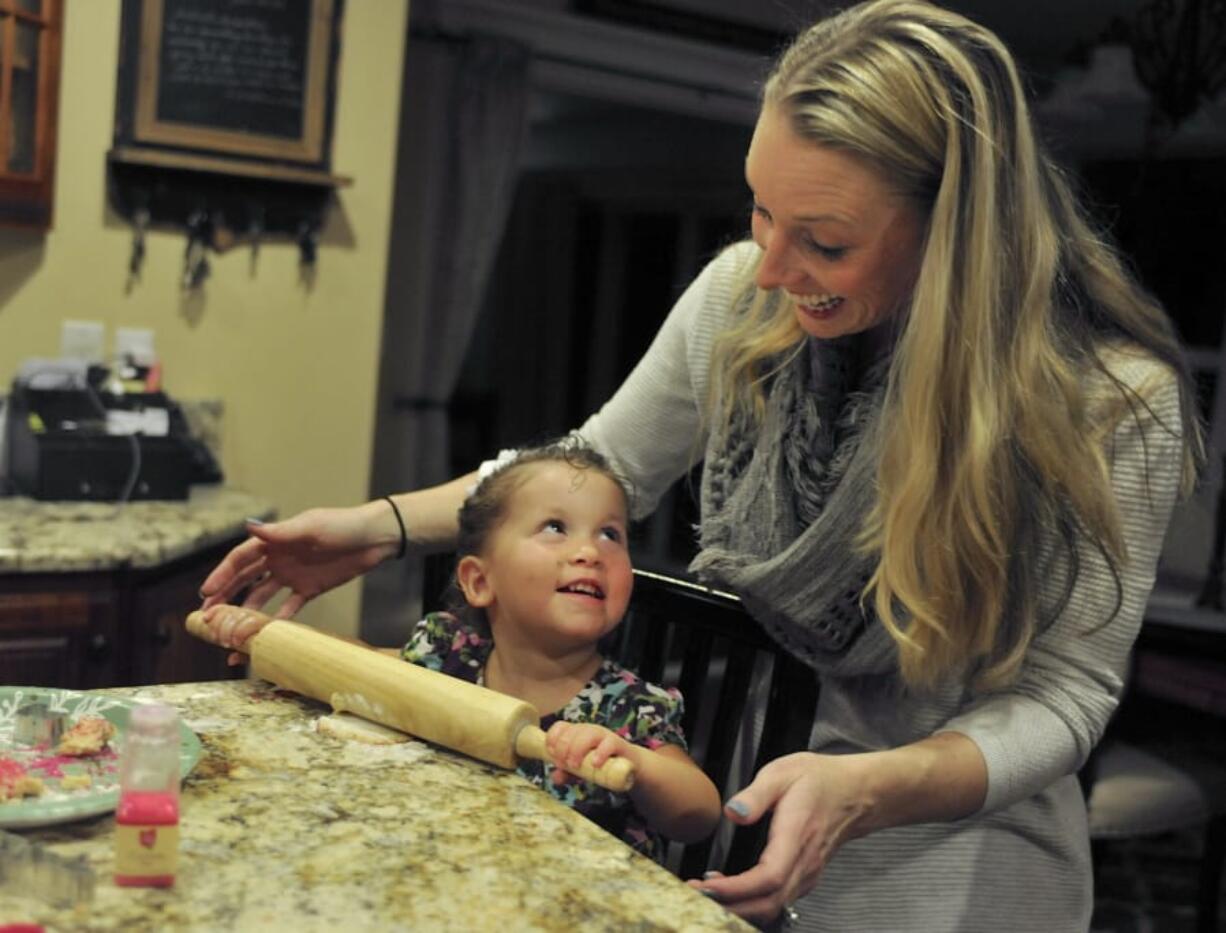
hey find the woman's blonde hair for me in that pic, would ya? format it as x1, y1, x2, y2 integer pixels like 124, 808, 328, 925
712, 0, 1204, 690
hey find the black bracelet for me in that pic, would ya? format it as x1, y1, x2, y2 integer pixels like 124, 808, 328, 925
383, 495, 408, 559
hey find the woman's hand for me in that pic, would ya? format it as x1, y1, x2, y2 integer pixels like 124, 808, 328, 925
688, 752, 868, 928
544, 721, 629, 784
691, 734, 987, 928
198, 501, 402, 618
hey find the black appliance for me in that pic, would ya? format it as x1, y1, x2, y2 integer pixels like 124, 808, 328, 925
4, 367, 222, 501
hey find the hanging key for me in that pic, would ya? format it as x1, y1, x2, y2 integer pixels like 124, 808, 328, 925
129, 207, 150, 279
296, 219, 318, 269
248, 205, 265, 275
183, 209, 212, 291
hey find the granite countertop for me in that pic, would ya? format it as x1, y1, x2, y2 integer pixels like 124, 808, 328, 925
0, 679, 748, 932
0, 488, 276, 574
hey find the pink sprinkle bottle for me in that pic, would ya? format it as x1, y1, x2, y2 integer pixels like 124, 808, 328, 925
114, 703, 180, 887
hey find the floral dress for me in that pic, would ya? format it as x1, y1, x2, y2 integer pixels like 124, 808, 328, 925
401, 612, 688, 861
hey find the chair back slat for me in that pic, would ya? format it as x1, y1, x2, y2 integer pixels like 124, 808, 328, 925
721, 652, 820, 874
701, 644, 758, 792
754, 652, 820, 771
636, 616, 672, 684
618, 568, 822, 878
675, 626, 714, 741
422, 552, 454, 611
679, 824, 718, 879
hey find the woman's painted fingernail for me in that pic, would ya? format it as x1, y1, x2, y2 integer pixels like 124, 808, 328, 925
245, 516, 265, 526
698, 889, 721, 900
726, 799, 750, 817
703, 870, 720, 880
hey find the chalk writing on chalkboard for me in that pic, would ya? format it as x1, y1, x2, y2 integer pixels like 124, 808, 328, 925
157, 1, 309, 139
130, 0, 338, 165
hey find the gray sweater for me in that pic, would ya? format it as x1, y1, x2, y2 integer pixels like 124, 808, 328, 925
577, 242, 1184, 932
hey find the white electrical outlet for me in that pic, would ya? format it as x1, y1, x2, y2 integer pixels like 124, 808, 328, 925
60, 320, 106, 363
115, 327, 156, 366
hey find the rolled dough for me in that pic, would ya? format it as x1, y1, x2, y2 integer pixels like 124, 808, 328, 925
316, 712, 410, 745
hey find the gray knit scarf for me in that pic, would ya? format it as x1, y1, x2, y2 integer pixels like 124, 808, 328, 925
690, 304, 900, 678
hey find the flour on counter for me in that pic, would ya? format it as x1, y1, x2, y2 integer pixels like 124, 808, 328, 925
339, 740, 431, 768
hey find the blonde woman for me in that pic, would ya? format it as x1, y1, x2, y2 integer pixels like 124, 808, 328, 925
201, 1, 1202, 929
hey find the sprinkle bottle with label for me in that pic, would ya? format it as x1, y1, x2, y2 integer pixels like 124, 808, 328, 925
114, 703, 180, 887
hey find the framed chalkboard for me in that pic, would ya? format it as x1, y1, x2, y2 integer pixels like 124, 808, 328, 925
116, 0, 342, 168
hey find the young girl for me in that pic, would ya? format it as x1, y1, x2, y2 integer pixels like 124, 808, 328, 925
195, 440, 721, 861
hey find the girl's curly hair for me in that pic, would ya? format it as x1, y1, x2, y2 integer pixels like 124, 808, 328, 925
444, 436, 633, 633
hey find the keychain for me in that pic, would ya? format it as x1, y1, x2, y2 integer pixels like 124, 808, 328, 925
183, 209, 212, 291
128, 206, 150, 283
248, 205, 265, 275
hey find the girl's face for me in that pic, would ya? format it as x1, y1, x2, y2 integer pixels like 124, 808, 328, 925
467, 462, 633, 653
745, 104, 926, 340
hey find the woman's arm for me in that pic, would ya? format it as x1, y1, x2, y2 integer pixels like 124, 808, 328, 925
386, 472, 481, 551
199, 471, 477, 616
942, 358, 1185, 812
578, 242, 757, 518
829, 730, 987, 832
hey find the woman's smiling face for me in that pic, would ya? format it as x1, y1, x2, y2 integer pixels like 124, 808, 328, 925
746, 104, 927, 341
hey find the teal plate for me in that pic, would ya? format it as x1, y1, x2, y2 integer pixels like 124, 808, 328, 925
0, 687, 201, 829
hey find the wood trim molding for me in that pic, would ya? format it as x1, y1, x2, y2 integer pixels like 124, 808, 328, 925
415, 0, 764, 125
132, 0, 336, 163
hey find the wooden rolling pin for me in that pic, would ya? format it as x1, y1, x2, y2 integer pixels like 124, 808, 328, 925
184, 611, 635, 792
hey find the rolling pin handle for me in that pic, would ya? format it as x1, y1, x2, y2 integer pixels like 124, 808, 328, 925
185, 610, 216, 643
513, 724, 636, 793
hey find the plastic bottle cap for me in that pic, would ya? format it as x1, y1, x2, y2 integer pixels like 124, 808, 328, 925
128, 703, 178, 734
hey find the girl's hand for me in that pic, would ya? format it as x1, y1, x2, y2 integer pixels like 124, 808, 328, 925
686, 752, 867, 928
544, 721, 632, 784
195, 604, 277, 666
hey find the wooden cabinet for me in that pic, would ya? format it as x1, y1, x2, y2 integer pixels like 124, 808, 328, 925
0, 0, 62, 228
125, 543, 243, 686
0, 575, 118, 687
0, 539, 245, 688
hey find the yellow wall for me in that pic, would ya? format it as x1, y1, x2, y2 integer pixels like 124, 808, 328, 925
0, 0, 410, 637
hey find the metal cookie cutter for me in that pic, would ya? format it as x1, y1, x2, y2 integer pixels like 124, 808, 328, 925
13, 700, 66, 748
0, 829, 95, 907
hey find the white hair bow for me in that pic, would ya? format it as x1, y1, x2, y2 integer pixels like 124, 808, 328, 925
465, 448, 520, 498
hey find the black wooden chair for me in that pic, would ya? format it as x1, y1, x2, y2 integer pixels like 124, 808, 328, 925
1081, 634, 1226, 933
608, 568, 821, 878
420, 556, 821, 879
